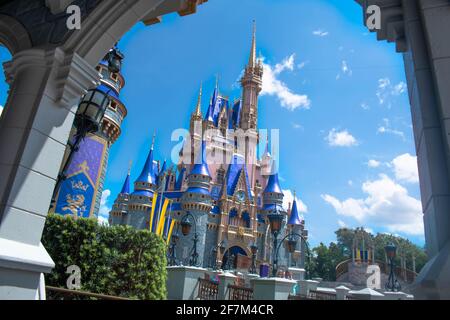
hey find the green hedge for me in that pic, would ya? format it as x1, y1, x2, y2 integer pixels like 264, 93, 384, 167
42, 214, 167, 299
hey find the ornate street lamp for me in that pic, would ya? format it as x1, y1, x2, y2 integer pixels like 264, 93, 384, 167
50, 87, 110, 210
267, 204, 312, 278
209, 240, 226, 270
385, 243, 401, 291
249, 242, 258, 274
167, 232, 180, 266
180, 213, 199, 266
267, 205, 285, 277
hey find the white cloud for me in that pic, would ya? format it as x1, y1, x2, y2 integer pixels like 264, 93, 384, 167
274, 54, 295, 74
322, 174, 423, 235
376, 78, 407, 106
297, 61, 309, 69
312, 29, 329, 37
98, 189, 111, 225
261, 54, 311, 111
348, 180, 353, 186
368, 159, 381, 168
292, 122, 303, 130
326, 128, 358, 147
337, 220, 347, 228
360, 102, 370, 110
341, 60, 352, 76
282, 189, 308, 213
391, 153, 419, 183
377, 118, 405, 139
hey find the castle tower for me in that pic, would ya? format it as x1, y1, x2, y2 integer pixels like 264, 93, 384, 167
240, 22, 263, 131
180, 141, 213, 266
52, 47, 127, 219
127, 136, 158, 229
239, 22, 263, 188
109, 168, 131, 225
189, 83, 203, 166
261, 162, 284, 213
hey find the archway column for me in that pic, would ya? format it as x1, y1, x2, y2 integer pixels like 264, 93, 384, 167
0, 48, 99, 299
358, 0, 450, 299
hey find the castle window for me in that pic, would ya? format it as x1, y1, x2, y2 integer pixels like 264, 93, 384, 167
111, 73, 118, 81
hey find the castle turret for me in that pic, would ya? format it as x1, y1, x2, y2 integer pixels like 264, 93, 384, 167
52, 46, 127, 219
239, 21, 263, 131
123, 135, 158, 229
133, 135, 157, 197
239, 22, 263, 190
180, 141, 212, 266
109, 168, 131, 225
261, 162, 284, 215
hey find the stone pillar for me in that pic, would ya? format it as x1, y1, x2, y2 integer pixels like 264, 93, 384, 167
401, 0, 450, 298
0, 48, 99, 299
335, 285, 350, 300
217, 272, 236, 300
288, 267, 305, 281
297, 279, 319, 297
166, 266, 208, 300
251, 278, 296, 300
348, 288, 385, 300
245, 273, 260, 286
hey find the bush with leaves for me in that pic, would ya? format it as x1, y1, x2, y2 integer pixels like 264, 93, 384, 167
42, 214, 167, 300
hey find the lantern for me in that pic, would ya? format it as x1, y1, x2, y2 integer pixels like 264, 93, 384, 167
75, 88, 110, 133
181, 217, 192, 236
385, 243, 397, 259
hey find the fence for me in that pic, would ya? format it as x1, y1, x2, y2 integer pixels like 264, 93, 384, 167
46, 286, 131, 300
197, 278, 219, 300
288, 290, 336, 300
228, 284, 253, 300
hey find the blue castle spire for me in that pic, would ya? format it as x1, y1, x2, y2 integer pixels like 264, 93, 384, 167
287, 191, 302, 225
263, 163, 282, 194
135, 134, 156, 185
120, 171, 130, 194
190, 140, 211, 177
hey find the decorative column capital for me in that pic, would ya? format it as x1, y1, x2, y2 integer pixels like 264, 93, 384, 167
356, 0, 407, 52
4, 48, 100, 109
45, 0, 76, 14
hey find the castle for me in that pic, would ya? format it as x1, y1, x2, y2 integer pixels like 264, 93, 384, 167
109, 25, 308, 272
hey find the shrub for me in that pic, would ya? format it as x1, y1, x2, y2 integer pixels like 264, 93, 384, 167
42, 214, 167, 299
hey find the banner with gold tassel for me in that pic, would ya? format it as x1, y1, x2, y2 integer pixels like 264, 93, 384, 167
156, 198, 170, 236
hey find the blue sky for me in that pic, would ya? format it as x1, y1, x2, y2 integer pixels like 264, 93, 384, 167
0, 0, 424, 247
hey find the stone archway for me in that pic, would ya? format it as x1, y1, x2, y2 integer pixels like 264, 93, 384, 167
0, 0, 208, 300
0, 0, 449, 299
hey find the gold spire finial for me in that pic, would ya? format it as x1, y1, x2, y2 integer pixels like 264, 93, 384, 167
293, 190, 296, 200
215, 73, 219, 89
194, 81, 203, 116
248, 20, 257, 68
128, 160, 132, 174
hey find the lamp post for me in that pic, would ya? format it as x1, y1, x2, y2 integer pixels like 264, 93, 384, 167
249, 242, 258, 274
167, 232, 179, 266
267, 205, 285, 277
209, 240, 226, 270
267, 205, 311, 278
50, 87, 110, 210
385, 243, 401, 292
49, 47, 124, 211
180, 213, 200, 267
